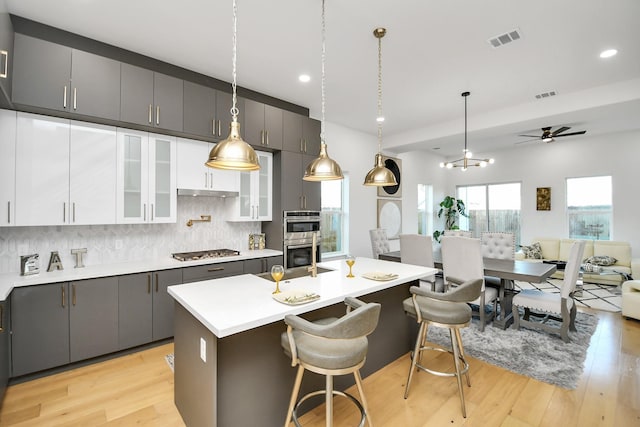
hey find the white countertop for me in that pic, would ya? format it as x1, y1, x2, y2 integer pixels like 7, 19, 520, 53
168, 257, 436, 338
0, 249, 282, 300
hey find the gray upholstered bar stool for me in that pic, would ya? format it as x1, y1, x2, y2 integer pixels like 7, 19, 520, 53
281, 297, 381, 427
402, 278, 483, 418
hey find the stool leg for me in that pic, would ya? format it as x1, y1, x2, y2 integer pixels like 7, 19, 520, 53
404, 321, 426, 399
326, 374, 334, 427
449, 329, 466, 418
454, 329, 470, 387
354, 370, 373, 427
284, 365, 305, 427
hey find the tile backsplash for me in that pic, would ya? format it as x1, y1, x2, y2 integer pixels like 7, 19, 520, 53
0, 197, 264, 274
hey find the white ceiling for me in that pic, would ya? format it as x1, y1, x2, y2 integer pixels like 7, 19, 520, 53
5, 0, 640, 157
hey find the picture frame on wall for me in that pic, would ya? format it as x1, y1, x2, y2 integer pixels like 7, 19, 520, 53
377, 198, 402, 239
376, 156, 402, 198
536, 187, 551, 211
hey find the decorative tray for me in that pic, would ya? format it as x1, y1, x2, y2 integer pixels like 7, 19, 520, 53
272, 289, 320, 305
362, 272, 399, 281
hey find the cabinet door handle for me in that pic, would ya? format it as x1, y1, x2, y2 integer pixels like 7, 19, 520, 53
143, 204, 147, 221
304, 139, 307, 153
204, 172, 208, 188
63, 85, 68, 108
156, 106, 160, 125
260, 130, 264, 145
63, 202, 66, 223
147, 274, 151, 294
148, 104, 153, 124
207, 267, 224, 272
266, 130, 269, 146
0, 50, 7, 78
7, 201, 10, 224
218, 120, 222, 136
72, 284, 77, 306
73, 88, 77, 110
61, 285, 66, 308
155, 273, 159, 292
151, 204, 154, 221
72, 202, 76, 223
300, 139, 303, 153
212, 119, 216, 136
303, 196, 307, 209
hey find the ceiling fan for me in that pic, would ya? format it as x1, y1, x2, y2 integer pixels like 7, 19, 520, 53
516, 126, 587, 144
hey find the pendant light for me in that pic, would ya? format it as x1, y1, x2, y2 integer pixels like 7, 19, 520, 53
363, 27, 397, 187
206, 0, 260, 171
303, 0, 343, 181
439, 92, 494, 171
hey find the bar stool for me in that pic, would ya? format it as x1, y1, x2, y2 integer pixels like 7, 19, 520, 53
281, 297, 381, 427
403, 278, 483, 418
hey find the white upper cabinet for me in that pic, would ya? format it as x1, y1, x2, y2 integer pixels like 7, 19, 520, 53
117, 129, 176, 224
0, 109, 16, 226
15, 112, 117, 226
176, 137, 239, 193
225, 151, 272, 222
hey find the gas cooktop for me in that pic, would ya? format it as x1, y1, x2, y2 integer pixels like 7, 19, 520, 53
172, 249, 240, 262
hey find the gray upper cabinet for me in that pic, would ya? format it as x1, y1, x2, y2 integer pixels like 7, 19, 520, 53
11, 282, 70, 377
281, 151, 321, 211
69, 277, 119, 362
243, 98, 283, 150
12, 34, 120, 120
0, 9, 14, 103
121, 63, 183, 132
153, 269, 182, 341
283, 110, 321, 155
183, 80, 216, 138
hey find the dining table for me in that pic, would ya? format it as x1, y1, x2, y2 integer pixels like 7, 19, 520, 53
378, 250, 558, 329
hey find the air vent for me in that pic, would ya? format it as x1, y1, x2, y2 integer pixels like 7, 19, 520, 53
488, 29, 522, 48
535, 90, 558, 99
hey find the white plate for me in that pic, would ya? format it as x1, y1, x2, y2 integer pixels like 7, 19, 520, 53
362, 272, 399, 281
272, 289, 320, 305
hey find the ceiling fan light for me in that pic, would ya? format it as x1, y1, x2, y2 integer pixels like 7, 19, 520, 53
543, 136, 553, 143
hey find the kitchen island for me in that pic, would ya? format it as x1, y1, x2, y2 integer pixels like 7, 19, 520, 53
168, 257, 436, 427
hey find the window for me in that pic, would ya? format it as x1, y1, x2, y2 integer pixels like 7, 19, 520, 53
567, 176, 612, 240
321, 174, 349, 256
457, 182, 521, 245
417, 184, 433, 236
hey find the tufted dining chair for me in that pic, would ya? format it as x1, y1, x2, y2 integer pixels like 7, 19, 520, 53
369, 228, 390, 259
440, 236, 498, 332
443, 230, 473, 238
512, 241, 585, 342
480, 232, 516, 260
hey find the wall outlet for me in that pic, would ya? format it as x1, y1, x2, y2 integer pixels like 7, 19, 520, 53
200, 337, 206, 362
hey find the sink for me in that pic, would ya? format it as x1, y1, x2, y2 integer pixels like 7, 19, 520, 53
255, 266, 333, 282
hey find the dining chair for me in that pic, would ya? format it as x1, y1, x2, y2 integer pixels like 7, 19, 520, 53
369, 228, 390, 259
441, 236, 498, 332
512, 240, 586, 343
480, 232, 515, 322
281, 297, 381, 427
399, 234, 442, 291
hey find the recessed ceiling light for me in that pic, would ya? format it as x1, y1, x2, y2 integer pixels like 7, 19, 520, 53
599, 49, 618, 59
298, 74, 311, 83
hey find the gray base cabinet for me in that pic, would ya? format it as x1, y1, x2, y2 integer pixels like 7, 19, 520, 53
153, 269, 182, 341
182, 260, 244, 284
69, 278, 119, 362
244, 256, 284, 274
118, 273, 153, 350
11, 283, 70, 377
0, 299, 10, 404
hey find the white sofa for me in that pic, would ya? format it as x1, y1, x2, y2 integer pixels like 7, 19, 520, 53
622, 280, 640, 320
515, 238, 638, 286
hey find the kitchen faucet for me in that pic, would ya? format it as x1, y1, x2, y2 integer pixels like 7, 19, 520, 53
307, 231, 318, 278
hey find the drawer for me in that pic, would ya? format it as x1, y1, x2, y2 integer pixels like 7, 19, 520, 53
182, 261, 244, 283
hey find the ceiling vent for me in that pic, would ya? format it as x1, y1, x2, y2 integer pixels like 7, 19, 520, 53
535, 90, 558, 99
488, 29, 522, 48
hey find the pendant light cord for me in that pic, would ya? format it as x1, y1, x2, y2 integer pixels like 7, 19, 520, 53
377, 32, 383, 152
230, 0, 239, 120
320, 0, 326, 144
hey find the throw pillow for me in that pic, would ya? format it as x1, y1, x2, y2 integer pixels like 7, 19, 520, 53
582, 262, 602, 273
584, 255, 617, 266
520, 242, 543, 259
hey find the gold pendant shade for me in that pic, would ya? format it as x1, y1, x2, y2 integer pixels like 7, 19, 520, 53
363, 153, 397, 186
206, 121, 259, 171
303, 143, 343, 181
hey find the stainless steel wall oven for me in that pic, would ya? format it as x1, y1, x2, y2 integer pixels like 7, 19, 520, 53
283, 211, 321, 269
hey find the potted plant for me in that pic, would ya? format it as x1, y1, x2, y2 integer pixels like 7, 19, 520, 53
433, 196, 468, 242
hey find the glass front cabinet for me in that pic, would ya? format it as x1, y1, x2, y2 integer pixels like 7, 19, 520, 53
226, 151, 272, 222
116, 129, 176, 223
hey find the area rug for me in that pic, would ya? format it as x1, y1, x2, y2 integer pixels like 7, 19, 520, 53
165, 353, 174, 372
514, 279, 621, 312
425, 311, 598, 389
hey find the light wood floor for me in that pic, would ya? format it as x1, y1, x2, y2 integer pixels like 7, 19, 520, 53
0, 309, 638, 426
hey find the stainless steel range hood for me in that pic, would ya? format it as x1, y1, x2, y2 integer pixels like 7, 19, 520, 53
177, 189, 239, 198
